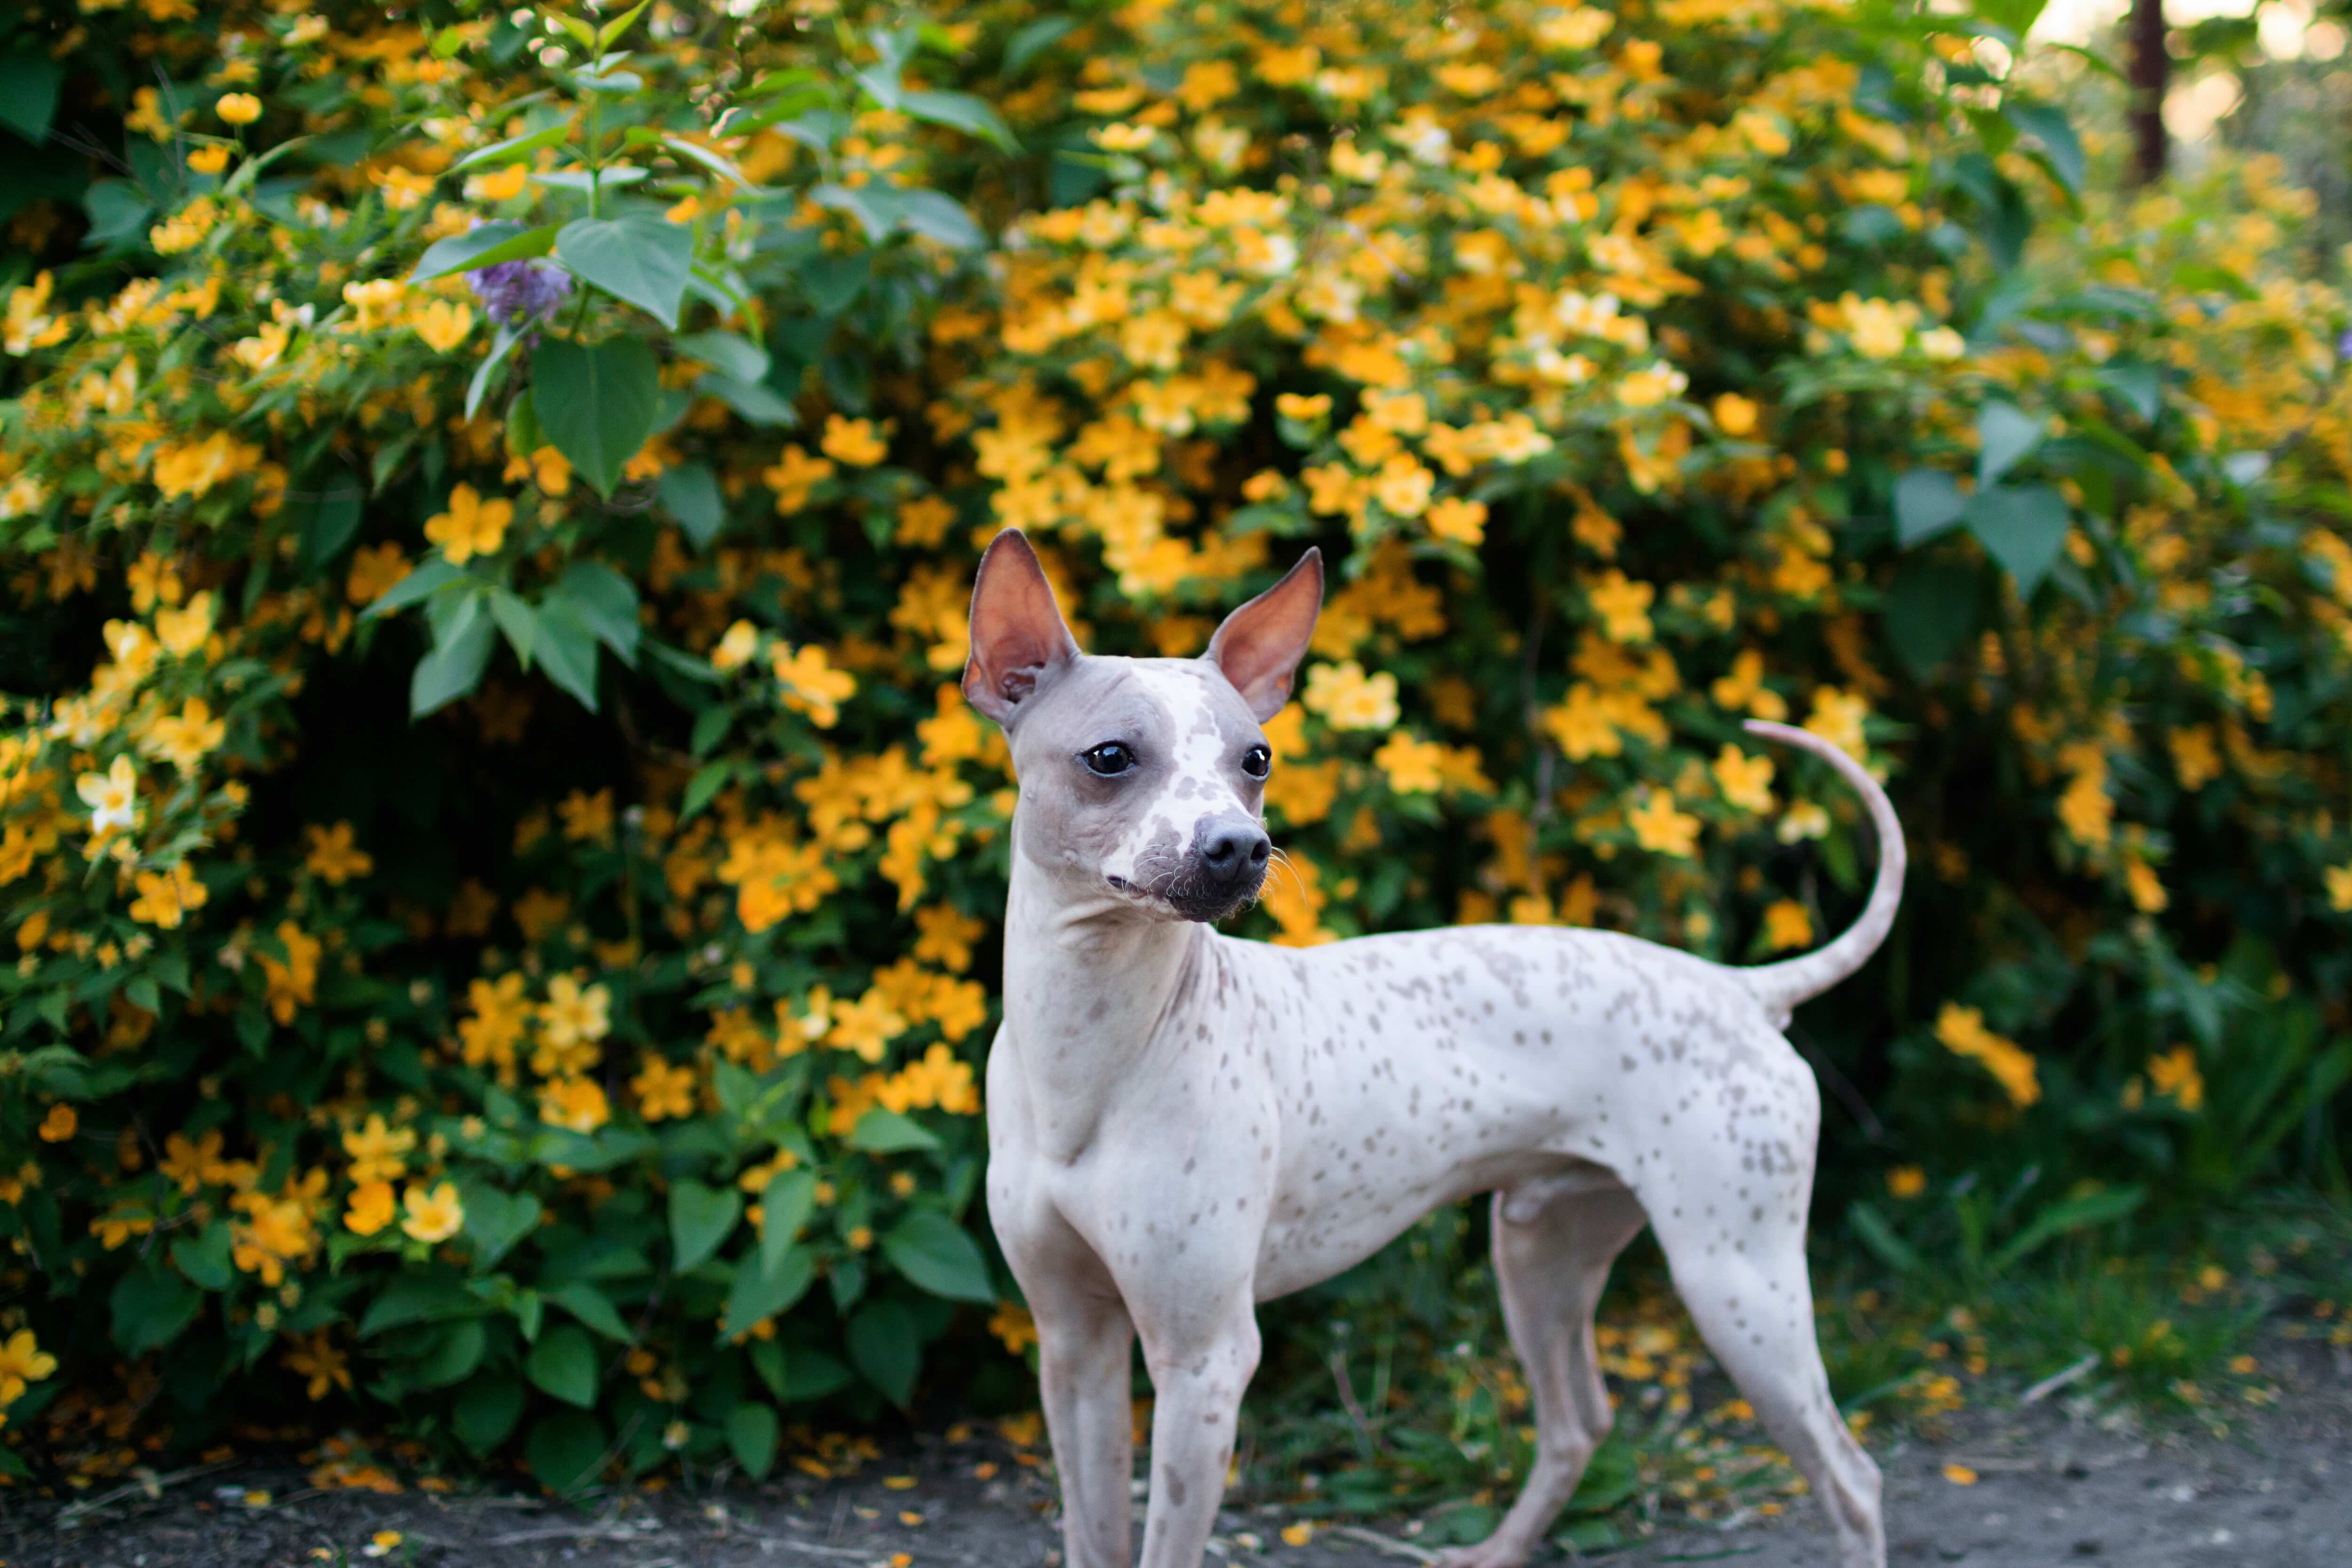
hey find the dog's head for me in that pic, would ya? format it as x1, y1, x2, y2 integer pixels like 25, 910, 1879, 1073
962, 529, 1322, 923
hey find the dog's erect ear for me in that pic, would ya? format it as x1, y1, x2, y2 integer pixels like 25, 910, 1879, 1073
1204, 548, 1323, 722
964, 529, 1080, 724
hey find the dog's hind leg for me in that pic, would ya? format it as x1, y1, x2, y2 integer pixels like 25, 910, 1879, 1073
1435, 1176, 1648, 1568
1645, 1146, 1885, 1567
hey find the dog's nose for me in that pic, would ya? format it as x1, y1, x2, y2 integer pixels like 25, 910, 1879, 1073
1198, 821, 1271, 882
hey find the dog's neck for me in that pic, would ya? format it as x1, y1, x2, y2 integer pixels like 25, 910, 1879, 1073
1000, 836, 1206, 1162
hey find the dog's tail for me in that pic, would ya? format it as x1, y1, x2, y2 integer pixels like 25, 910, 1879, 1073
1731, 719, 1906, 1026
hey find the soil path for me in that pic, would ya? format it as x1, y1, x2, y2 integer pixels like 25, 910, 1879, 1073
11, 1349, 2344, 1568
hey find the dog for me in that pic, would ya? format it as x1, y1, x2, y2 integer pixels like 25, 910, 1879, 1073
965, 528, 1895, 1568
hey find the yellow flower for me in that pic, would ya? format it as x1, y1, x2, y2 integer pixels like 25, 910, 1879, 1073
143, 698, 226, 772
1627, 788, 1700, 858
2147, 1046, 2204, 1111
344, 1180, 397, 1237
763, 445, 836, 513
820, 415, 890, 467
1301, 661, 1399, 731
156, 590, 216, 657
285, 1331, 352, 1400
78, 755, 141, 838
215, 93, 263, 127
1372, 454, 1433, 517
1711, 745, 1775, 813
1803, 686, 1869, 760
1586, 571, 1654, 642
37, 1104, 77, 1143
399, 1182, 464, 1243
1373, 732, 1446, 794
465, 161, 530, 202
1761, 899, 1812, 952
540, 1075, 611, 1133
1424, 495, 1487, 546
2125, 859, 2168, 913
539, 974, 612, 1051
989, 1302, 1038, 1355
772, 643, 857, 727
129, 863, 209, 929
1934, 1003, 2040, 1108
2167, 725, 2220, 791
1540, 685, 1621, 761
412, 298, 473, 353
1886, 1166, 1927, 1200
1712, 392, 1759, 437
2329, 865, 2352, 913
423, 484, 513, 565
632, 1053, 699, 1121
342, 1114, 416, 1185
0, 1329, 58, 1409
1842, 295, 1913, 358
1616, 361, 1688, 408
830, 988, 909, 1063
712, 620, 761, 672
304, 822, 374, 883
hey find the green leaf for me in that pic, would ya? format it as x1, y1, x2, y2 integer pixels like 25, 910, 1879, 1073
364, 555, 460, 619
809, 184, 985, 250
748, 1338, 788, 1400
534, 599, 602, 711
489, 588, 538, 670
597, 0, 652, 48
1845, 1201, 1924, 1276
660, 132, 755, 190
847, 1298, 921, 1408
525, 1409, 608, 1496
898, 89, 1019, 152
1004, 16, 1078, 73
2095, 360, 2162, 423
110, 1266, 202, 1357
360, 1273, 487, 1337
696, 372, 798, 426
725, 1402, 779, 1479
453, 1372, 526, 1455
1976, 401, 2043, 486
681, 760, 735, 821
294, 479, 365, 573
667, 1178, 743, 1276
0, 56, 64, 145
533, 336, 660, 499
2001, 99, 2081, 195
462, 1185, 542, 1274
881, 1211, 994, 1304
549, 562, 640, 663
675, 329, 769, 382
546, 1281, 633, 1343
452, 122, 572, 172
411, 222, 559, 284
171, 1222, 235, 1292
466, 324, 525, 422
410, 594, 497, 717
526, 1322, 601, 1408
1883, 559, 1982, 681
759, 1170, 818, 1274
847, 1106, 941, 1154
415, 1319, 488, 1387
723, 1244, 814, 1338
655, 462, 726, 548
1987, 1185, 2145, 1275
82, 181, 152, 250
555, 215, 694, 328
1963, 484, 2070, 596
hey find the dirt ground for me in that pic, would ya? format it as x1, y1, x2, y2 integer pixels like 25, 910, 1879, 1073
10, 1340, 2346, 1568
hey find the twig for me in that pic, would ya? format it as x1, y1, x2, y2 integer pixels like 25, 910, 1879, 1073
1328, 1524, 1440, 1564
1328, 1349, 1378, 1459
740, 1538, 902, 1562
55, 1461, 239, 1527
2021, 1352, 2100, 1405
486, 1521, 655, 1545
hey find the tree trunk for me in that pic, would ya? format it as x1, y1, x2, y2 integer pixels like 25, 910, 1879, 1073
2128, 0, 2169, 184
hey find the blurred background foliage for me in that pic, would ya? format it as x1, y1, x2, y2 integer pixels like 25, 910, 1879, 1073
0, 0, 2348, 1523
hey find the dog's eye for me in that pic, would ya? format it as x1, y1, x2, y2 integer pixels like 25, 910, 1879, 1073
1082, 743, 1135, 776
1241, 745, 1271, 779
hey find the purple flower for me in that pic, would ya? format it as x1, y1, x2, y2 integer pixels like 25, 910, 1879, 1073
2339, 327, 2352, 362
467, 260, 573, 326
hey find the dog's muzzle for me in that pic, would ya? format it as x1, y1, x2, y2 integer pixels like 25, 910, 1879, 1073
1165, 819, 1270, 922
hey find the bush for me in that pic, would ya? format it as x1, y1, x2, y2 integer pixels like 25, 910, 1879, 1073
0, 0, 2347, 1493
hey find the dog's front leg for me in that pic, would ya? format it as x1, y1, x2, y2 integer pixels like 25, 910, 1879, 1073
1036, 1287, 1140, 1568
1135, 1297, 1261, 1568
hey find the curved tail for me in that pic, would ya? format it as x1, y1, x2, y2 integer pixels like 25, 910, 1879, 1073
1734, 719, 1906, 1026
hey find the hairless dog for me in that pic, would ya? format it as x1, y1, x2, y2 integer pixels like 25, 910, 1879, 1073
965, 529, 1896, 1568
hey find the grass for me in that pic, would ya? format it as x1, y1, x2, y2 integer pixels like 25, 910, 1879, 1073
1230, 1189, 2352, 1552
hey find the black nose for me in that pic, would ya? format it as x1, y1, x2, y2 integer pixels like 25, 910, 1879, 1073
1198, 822, 1271, 881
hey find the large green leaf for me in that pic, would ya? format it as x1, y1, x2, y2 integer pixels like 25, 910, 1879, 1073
1882, 559, 1981, 681
759, 1170, 819, 1273
848, 1106, 941, 1153
1975, 401, 2043, 486
415, 1319, 488, 1388
725, 1402, 779, 1479
1987, 1185, 2146, 1275
723, 1244, 814, 1338
667, 1178, 743, 1276
526, 1322, 600, 1408
409, 593, 496, 717
359, 1272, 485, 1337
549, 562, 640, 663
462, 1185, 542, 1273
655, 462, 726, 548
2002, 99, 2083, 197
452, 122, 572, 172
453, 1372, 526, 1455
111, 1265, 202, 1356
1891, 469, 1965, 547
532, 336, 660, 499
533, 599, 603, 711
880, 1211, 994, 1304
170, 1222, 234, 1292
555, 215, 694, 327
526, 1409, 609, 1496
1963, 484, 2070, 596
0, 56, 63, 145
847, 1298, 921, 1408
547, 1281, 633, 1343
411, 221, 559, 284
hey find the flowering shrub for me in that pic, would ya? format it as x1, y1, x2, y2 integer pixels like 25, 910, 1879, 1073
0, 0, 2348, 1495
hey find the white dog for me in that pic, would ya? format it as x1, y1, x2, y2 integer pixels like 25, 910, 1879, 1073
966, 530, 1894, 1568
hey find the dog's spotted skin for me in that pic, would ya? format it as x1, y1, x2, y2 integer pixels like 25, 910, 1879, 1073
965, 531, 1893, 1568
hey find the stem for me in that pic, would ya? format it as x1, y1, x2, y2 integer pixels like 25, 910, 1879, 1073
2128, 0, 2168, 186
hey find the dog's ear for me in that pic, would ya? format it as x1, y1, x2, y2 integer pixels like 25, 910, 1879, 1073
964, 528, 1080, 724
1204, 548, 1323, 722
